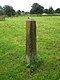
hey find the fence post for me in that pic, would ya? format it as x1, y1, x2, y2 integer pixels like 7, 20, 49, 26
26, 19, 36, 65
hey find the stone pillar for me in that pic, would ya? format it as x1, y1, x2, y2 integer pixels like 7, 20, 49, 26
26, 19, 36, 65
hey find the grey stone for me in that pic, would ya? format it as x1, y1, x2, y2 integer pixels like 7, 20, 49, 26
26, 19, 36, 65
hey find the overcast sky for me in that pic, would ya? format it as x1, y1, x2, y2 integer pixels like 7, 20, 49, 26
0, 0, 60, 11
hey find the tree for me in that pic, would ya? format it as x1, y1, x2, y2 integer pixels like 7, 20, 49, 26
44, 9, 49, 14
10, 6, 16, 16
30, 3, 44, 14
48, 7, 54, 14
0, 6, 4, 15
21, 11, 25, 15
25, 12, 30, 15
16, 10, 21, 16
55, 8, 60, 14
3, 5, 16, 16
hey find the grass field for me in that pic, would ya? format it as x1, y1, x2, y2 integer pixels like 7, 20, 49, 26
0, 16, 60, 80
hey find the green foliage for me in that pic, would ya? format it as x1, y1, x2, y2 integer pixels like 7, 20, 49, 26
0, 5, 4, 15
0, 16, 60, 80
44, 9, 49, 14
30, 3, 44, 14
48, 7, 54, 14
55, 8, 60, 13
3, 5, 16, 16
0, 15, 5, 21
44, 7, 54, 14
16, 10, 21, 16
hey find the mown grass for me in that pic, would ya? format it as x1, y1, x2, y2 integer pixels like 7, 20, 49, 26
0, 16, 60, 80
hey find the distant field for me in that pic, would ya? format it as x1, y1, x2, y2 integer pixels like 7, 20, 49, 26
0, 16, 60, 80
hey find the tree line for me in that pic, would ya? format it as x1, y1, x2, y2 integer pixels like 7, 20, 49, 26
0, 5, 23, 16
30, 3, 60, 14
0, 3, 60, 16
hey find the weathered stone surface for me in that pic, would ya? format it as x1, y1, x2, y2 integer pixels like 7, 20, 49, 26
26, 19, 36, 65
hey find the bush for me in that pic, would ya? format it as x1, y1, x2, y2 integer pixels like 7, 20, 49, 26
0, 15, 5, 21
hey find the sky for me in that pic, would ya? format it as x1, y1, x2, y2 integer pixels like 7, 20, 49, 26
0, 0, 60, 11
